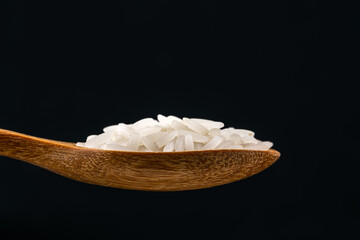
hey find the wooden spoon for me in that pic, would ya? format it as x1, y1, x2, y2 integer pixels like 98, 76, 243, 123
0, 128, 280, 191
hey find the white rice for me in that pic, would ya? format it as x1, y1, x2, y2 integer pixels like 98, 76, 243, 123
76, 114, 273, 152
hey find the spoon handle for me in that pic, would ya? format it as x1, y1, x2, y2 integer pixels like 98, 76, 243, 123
0, 128, 71, 167
0, 128, 101, 189
0, 128, 37, 160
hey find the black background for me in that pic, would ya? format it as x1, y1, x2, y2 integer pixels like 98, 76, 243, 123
0, 1, 358, 239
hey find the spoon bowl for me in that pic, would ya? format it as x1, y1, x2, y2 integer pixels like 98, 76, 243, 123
0, 128, 280, 191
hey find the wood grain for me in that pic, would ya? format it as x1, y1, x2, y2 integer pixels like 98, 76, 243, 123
0, 128, 280, 191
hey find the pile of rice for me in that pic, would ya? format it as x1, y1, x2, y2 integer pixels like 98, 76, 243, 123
76, 115, 273, 152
